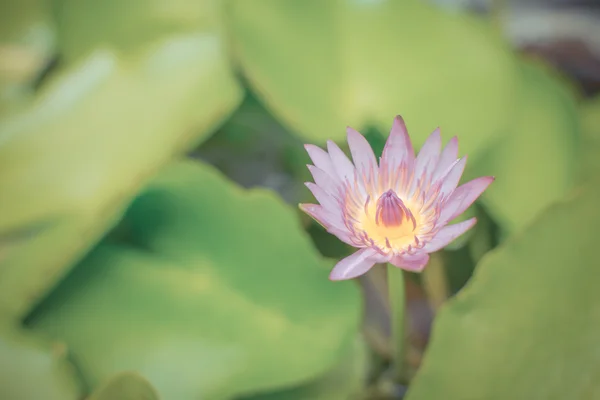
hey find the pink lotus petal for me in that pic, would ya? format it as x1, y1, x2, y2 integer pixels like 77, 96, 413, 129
327, 140, 355, 183
389, 252, 430, 272
347, 126, 378, 177
307, 165, 339, 193
300, 115, 494, 280
305, 182, 339, 211
326, 227, 361, 246
432, 136, 458, 182
439, 176, 495, 224
438, 156, 467, 199
381, 115, 415, 172
299, 203, 346, 232
304, 144, 337, 178
423, 217, 477, 252
411, 128, 442, 194
329, 248, 381, 281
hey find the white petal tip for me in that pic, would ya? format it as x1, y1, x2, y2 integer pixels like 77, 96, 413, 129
346, 126, 362, 138
328, 273, 346, 281
392, 115, 408, 131
479, 176, 496, 187
328, 268, 369, 281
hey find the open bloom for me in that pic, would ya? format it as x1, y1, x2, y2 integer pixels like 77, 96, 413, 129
300, 116, 494, 281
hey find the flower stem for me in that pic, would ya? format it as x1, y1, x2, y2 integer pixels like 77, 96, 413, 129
387, 264, 407, 383
421, 252, 449, 313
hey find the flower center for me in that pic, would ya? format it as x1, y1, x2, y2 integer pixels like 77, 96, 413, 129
375, 190, 414, 228
358, 190, 419, 252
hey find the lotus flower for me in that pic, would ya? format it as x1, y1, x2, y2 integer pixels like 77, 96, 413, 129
300, 116, 494, 281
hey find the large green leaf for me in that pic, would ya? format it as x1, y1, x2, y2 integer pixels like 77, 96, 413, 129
579, 95, 600, 182
0, 328, 82, 400
228, 0, 517, 156
88, 372, 159, 400
0, 0, 56, 111
239, 337, 368, 400
53, 0, 229, 63
466, 59, 579, 234
0, 40, 242, 321
406, 181, 600, 400
27, 160, 361, 400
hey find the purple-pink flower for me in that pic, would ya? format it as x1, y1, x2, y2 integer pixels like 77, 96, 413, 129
300, 116, 494, 281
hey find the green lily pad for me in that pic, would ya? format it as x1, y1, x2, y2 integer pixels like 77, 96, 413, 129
228, 0, 517, 156
579, 95, 600, 182
27, 160, 361, 400
0, 328, 82, 400
466, 59, 579, 234
406, 181, 600, 400
0, 41, 242, 321
0, 0, 56, 110
88, 372, 159, 400
239, 337, 368, 400
53, 0, 228, 63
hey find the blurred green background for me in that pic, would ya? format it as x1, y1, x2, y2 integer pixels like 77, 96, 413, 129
1, 0, 599, 399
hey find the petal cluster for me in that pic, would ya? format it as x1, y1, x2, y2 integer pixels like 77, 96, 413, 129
300, 116, 494, 281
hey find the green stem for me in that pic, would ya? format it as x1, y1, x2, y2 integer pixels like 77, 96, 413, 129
387, 263, 406, 383
421, 252, 449, 313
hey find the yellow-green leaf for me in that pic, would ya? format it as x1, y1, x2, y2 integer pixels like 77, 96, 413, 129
240, 337, 368, 400
53, 0, 227, 62
27, 160, 361, 400
0, 0, 56, 110
467, 59, 579, 234
228, 0, 518, 157
406, 181, 600, 400
0, 328, 82, 400
579, 95, 600, 181
0, 41, 242, 321
88, 372, 159, 400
